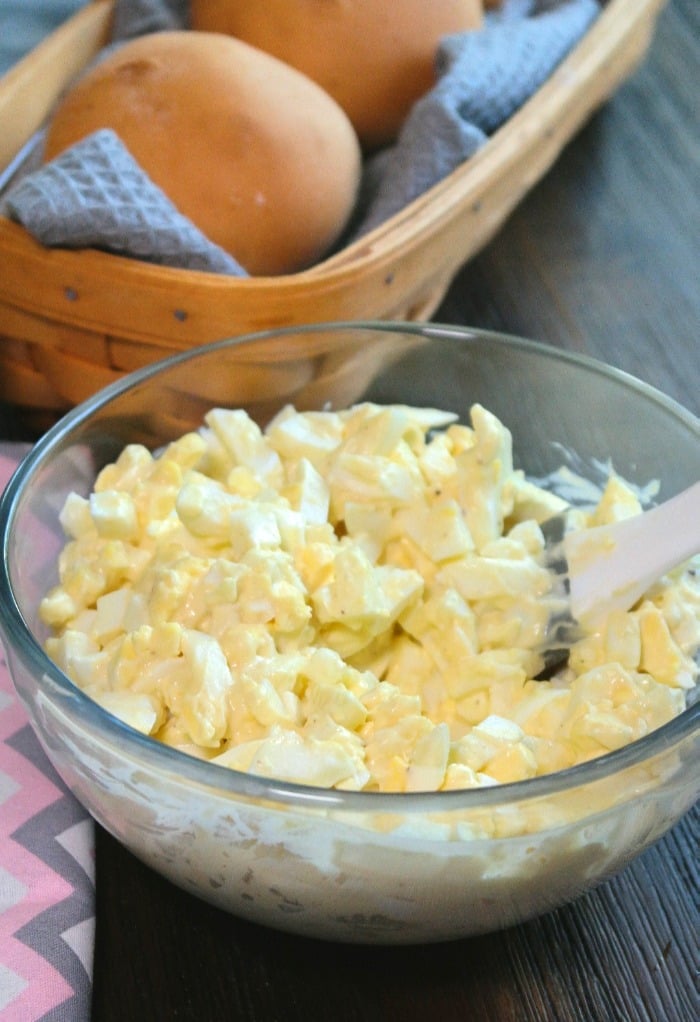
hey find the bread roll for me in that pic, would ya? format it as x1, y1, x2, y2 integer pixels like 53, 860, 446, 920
44, 31, 362, 275
190, 0, 484, 150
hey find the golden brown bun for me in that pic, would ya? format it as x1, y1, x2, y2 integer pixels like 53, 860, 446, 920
44, 31, 362, 275
190, 1, 484, 150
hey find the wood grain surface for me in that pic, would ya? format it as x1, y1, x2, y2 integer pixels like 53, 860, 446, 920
1, 1, 698, 1019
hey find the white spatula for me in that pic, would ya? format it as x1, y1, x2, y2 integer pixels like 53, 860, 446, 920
537, 480, 700, 678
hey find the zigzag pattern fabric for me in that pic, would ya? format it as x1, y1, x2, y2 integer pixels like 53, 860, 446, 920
0, 450, 95, 1021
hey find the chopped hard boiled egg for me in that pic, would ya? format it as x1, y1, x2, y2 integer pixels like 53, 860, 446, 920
40, 402, 700, 792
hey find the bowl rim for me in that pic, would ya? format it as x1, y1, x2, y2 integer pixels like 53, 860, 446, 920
1, 320, 698, 814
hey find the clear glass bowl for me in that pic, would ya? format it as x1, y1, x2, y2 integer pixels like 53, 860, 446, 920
1, 322, 698, 944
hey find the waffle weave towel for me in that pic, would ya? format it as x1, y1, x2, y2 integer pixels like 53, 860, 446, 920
5, 129, 246, 274
3, 0, 600, 272
354, 0, 600, 235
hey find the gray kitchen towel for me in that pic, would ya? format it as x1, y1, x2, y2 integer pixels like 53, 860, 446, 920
4, 129, 247, 275
353, 0, 600, 236
2, 0, 600, 273
111, 0, 190, 38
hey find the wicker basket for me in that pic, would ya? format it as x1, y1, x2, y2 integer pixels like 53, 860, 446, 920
0, 0, 668, 427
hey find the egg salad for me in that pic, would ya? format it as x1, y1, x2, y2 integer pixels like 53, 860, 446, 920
39, 402, 700, 792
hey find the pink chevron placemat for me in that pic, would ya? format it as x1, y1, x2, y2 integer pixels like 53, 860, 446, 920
0, 447, 95, 1022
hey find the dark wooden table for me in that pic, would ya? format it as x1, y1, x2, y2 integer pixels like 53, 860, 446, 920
1, 2, 698, 1020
